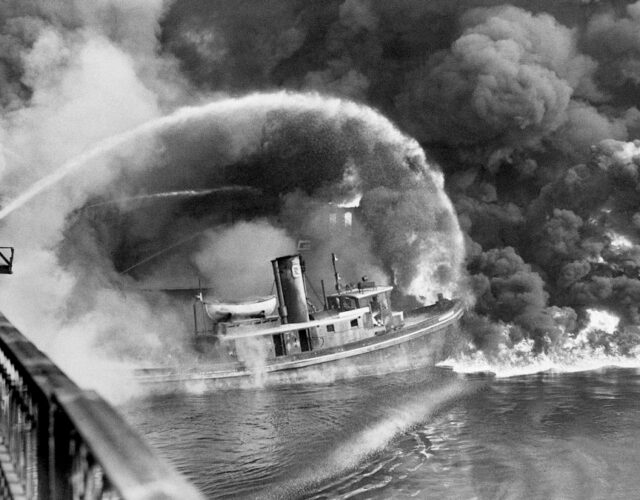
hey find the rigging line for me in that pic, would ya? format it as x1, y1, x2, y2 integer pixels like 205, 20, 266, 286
119, 231, 205, 275
305, 278, 325, 306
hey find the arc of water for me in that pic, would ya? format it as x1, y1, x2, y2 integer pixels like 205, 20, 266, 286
0, 91, 413, 221
82, 186, 261, 209
0, 91, 465, 299
0, 113, 182, 220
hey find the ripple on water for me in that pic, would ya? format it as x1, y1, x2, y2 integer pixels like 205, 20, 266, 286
121, 367, 640, 499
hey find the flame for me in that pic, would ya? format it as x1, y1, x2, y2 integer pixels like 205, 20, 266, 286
584, 308, 619, 334
608, 232, 634, 251
612, 140, 640, 163
437, 309, 632, 378
335, 193, 362, 208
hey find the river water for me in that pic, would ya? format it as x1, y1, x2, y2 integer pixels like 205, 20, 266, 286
120, 365, 640, 499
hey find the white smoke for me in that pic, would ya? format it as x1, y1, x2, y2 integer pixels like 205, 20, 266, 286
0, 1, 180, 401
193, 220, 297, 299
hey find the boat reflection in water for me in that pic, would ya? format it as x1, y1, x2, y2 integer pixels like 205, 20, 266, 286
136, 254, 463, 388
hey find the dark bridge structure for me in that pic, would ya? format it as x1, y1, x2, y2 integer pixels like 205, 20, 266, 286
0, 289, 204, 499
0, 247, 13, 274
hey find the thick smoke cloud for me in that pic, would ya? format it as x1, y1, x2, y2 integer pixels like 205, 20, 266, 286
3, 0, 640, 389
398, 7, 594, 149
193, 221, 297, 300
584, 2, 640, 91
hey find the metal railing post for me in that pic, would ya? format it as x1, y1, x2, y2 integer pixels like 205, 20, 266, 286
0, 313, 204, 500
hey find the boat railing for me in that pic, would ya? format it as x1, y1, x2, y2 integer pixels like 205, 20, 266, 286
222, 307, 371, 340
0, 312, 204, 500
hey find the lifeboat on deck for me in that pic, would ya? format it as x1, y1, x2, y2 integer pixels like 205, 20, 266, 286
202, 295, 277, 320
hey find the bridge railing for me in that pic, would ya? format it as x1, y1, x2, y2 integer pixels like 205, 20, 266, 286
0, 314, 204, 500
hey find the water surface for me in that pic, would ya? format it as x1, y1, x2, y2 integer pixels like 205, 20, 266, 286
122, 367, 640, 499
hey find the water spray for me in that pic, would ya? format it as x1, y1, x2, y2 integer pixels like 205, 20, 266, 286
82, 186, 260, 210
0, 91, 411, 220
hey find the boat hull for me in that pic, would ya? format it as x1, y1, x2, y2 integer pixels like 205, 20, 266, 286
135, 302, 464, 390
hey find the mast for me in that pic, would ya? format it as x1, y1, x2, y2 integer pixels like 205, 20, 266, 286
331, 253, 341, 292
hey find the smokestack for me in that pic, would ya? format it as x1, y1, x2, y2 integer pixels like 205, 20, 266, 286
271, 254, 309, 324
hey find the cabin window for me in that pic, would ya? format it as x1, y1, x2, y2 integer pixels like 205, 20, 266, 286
326, 324, 335, 332
350, 318, 358, 327
329, 213, 337, 226
299, 329, 312, 352
273, 334, 287, 357
327, 297, 340, 310
340, 296, 358, 311
344, 211, 352, 227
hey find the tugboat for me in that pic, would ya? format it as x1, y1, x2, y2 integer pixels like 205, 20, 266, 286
136, 254, 464, 387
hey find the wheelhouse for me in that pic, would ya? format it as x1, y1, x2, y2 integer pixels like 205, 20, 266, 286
327, 285, 392, 314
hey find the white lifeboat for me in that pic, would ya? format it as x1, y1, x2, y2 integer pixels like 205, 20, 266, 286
202, 295, 277, 321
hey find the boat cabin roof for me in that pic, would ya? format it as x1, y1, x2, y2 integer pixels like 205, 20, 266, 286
327, 285, 393, 301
